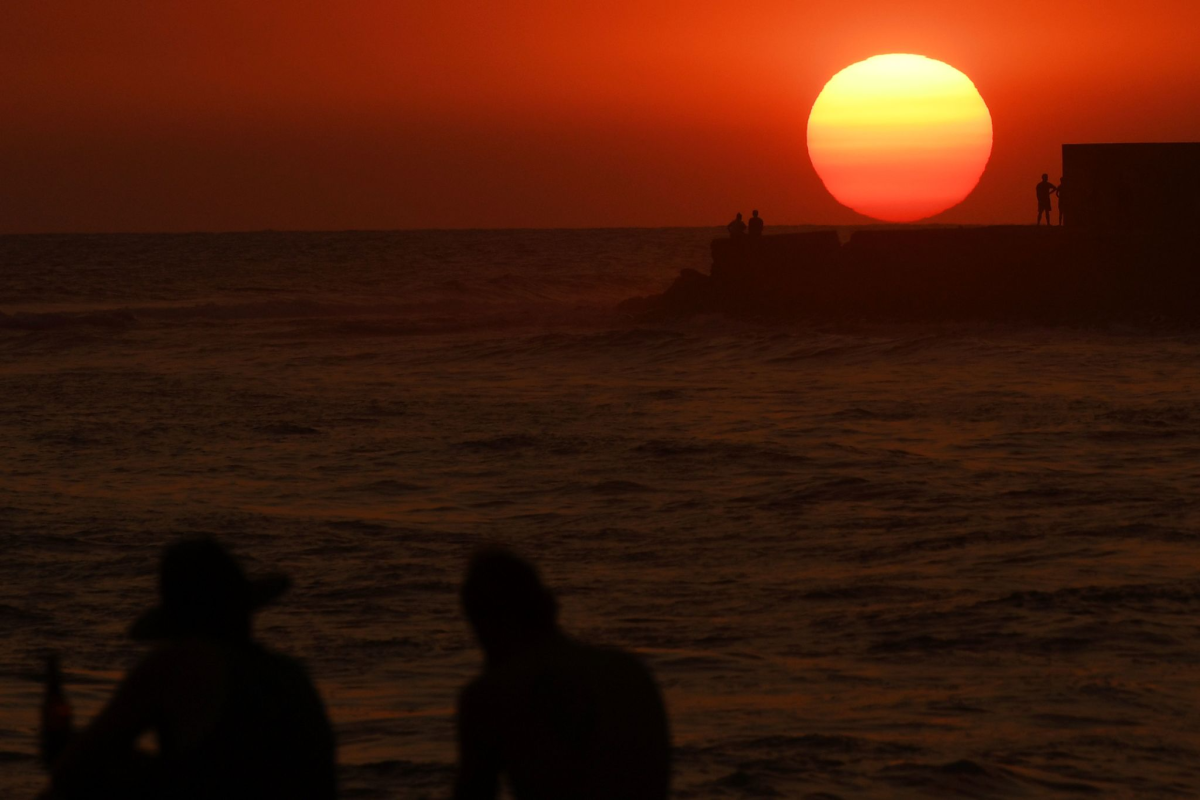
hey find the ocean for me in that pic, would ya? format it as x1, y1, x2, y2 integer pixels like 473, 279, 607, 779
1, 228, 1198, 797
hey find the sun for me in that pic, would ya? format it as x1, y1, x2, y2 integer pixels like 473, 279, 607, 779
807, 54, 993, 223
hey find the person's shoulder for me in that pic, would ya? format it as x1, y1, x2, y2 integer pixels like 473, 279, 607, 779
115, 637, 239, 708
239, 645, 332, 731
252, 643, 305, 668
460, 672, 489, 699
458, 671, 504, 724
246, 643, 322, 687
567, 641, 665, 722
571, 640, 656, 680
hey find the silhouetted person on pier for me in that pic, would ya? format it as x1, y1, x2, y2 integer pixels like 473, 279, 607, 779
727, 212, 746, 238
1055, 176, 1066, 226
747, 209, 764, 236
454, 548, 670, 800
45, 537, 336, 800
1036, 173, 1057, 225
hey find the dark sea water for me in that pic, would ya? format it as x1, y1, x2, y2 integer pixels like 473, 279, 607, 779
2, 229, 1199, 798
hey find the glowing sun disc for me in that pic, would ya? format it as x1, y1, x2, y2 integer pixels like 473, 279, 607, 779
807, 54, 993, 222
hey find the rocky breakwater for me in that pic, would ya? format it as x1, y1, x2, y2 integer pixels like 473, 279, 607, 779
619, 227, 1200, 322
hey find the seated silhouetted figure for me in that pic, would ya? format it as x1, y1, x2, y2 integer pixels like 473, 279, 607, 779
454, 548, 670, 800
727, 212, 746, 238
747, 209, 764, 236
1036, 173, 1057, 226
47, 537, 336, 800
1055, 177, 1066, 226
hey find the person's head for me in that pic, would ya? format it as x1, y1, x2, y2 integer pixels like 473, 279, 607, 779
736, 212, 742, 219
1042, 173, 1048, 181
462, 548, 558, 663
1059, 176, 1064, 183
752, 210, 759, 217
130, 537, 289, 642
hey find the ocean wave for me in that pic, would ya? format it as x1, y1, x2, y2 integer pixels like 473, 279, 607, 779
984, 580, 1200, 612
876, 758, 1103, 796
0, 295, 626, 337
0, 308, 136, 331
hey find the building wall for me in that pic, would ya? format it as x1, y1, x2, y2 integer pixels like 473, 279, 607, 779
1061, 143, 1200, 230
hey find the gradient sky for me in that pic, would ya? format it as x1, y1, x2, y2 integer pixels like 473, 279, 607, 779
3, 0, 1198, 232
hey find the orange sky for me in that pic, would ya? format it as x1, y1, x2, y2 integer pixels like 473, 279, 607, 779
2, 0, 1198, 232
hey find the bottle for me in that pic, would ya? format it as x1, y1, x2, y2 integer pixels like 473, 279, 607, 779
40, 653, 73, 769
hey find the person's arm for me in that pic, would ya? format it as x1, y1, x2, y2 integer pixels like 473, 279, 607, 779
454, 682, 501, 800
625, 656, 672, 800
284, 660, 338, 800
50, 650, 162, 793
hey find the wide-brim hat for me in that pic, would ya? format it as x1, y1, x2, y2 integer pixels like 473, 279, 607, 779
130, 537, 290, 641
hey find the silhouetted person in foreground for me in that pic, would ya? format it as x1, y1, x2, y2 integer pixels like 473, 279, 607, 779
45, 537, 336, 800
727, 212, 746, 238
454, 548, 670, 800
1055, 176, 1066, 226
1036, 173, 1057, 225
747, 209, 764, 236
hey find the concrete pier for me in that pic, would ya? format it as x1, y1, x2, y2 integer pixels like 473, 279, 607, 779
622, 226, 1200, 321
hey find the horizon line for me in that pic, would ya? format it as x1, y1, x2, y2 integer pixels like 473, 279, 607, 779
0, 221, 997, 238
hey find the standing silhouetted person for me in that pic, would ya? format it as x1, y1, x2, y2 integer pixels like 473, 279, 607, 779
1036, 173, 1057, 225
727, 212, 746, 238
46, 537, 336, 800
1055, 176, 1066, 226
454, 548, 670, 800
747, 209, 764, 236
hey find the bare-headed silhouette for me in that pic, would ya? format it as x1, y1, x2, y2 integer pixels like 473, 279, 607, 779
747, 209, 764, 236
454, 548, 670, 800
727, 212, 746, 238
46, 537, 336, 800
1036, 173, 1057, 226
1055, 176, 1066, 226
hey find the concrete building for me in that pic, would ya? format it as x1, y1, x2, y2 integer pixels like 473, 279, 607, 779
1061, 142, 1200, 230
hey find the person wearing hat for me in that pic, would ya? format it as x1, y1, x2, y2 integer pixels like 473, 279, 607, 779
46, 537, 336, 800
454, 548, 670, 800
